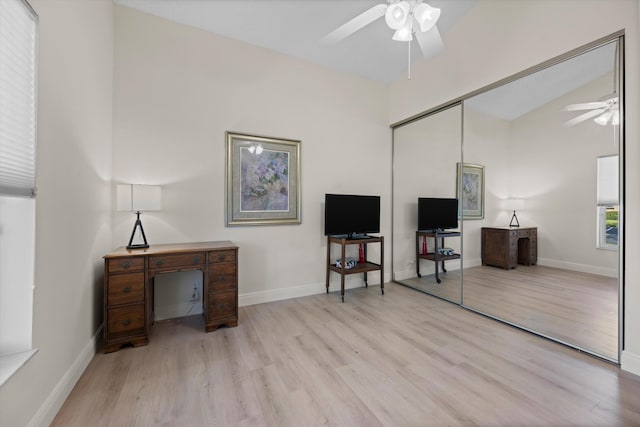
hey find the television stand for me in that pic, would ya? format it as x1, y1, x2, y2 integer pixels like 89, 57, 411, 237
416, 230, 460, 283
326, 235, 384, 302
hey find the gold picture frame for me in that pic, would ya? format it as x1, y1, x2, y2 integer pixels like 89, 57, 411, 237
457, 163, 485, 219
226, 132, 301, 226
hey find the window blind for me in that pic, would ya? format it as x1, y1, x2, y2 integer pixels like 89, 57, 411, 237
0, 0, 37, 197
597, 155, 618, 206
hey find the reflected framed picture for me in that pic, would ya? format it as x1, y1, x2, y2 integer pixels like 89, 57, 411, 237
226, 132, 301, 226
457, 163, 484, 219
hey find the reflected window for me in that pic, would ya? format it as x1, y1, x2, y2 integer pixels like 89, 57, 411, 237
597, 155, 618, 250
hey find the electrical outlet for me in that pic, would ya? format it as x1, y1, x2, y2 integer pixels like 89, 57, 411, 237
189, 283, 201, 303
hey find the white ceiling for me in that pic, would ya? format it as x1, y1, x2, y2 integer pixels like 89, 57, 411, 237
114, 0, 478, 84
465, 41, 617, 120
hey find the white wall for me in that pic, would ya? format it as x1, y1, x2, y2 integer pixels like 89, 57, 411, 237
462, 108, 511, 265
509, 74, 618, 276
0, 1, 114, 426
390, 0, 640, 374
112, 6, 391, 305
393, 105, 462, 280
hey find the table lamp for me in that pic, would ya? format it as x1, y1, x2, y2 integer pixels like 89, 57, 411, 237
505, 198, 525, 228
117, 184, 161, 249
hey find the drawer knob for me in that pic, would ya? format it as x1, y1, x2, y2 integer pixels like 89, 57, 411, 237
122, 261, 131, 269
193, 256, 201, 264
155, 259, 164, 266
123, 287, 131, 294
218, 303, 228, 310
218, 275, 225, 281
122, 319, 131, 326
218, 255, 225, 262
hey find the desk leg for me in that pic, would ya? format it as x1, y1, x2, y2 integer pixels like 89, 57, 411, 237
441, 237, 447, 273
363, 243, 368, 287
434, 236, 441, 284
326, 237, 330, 294
380, 236, 384, 295
416, 232, 421, 278
341, 243, 346, 303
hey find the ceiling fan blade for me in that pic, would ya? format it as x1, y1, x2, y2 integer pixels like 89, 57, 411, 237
564, 102, 609, 111
564, 108, 607, 127
321, 4, 388, 45
414, 25, 444, 59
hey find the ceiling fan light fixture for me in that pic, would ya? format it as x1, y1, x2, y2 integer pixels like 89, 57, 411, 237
594, 110, 613, 126
413, 3, 441, 32
392, 19, 413, 41
385, 1, 410, 30
612, 110, 620, 126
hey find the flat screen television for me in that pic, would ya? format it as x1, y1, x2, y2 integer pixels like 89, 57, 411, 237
418, 197, 459, 231
324, 194, 380, 237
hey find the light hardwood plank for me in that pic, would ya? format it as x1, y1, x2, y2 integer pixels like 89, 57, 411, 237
462, 265, 618, 359
52, 284, 639, 426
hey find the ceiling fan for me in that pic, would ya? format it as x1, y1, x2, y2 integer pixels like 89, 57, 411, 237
564, 93, 619, 126
321, 0, 444, 60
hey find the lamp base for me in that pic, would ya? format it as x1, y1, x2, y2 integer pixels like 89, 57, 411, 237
127, 243, 149, 250
509, 210, 520, 228
127, 211, 150, 250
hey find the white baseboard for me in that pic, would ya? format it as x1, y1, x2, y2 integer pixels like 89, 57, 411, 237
28, 326, 102, 427
537, 258, 617, 278
621, 350, 640, 376
239, 274, 379, 307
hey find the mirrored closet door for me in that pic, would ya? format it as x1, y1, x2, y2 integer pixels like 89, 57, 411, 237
392, 104, 463, 304
392, 35, 622, 362
461, 39, 621, 361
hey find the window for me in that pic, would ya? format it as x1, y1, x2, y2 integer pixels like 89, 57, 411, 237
0, 0, 38, 385
596, 155, 619, 250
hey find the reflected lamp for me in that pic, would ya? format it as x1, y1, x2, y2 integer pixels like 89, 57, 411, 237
505, 198, 525, 228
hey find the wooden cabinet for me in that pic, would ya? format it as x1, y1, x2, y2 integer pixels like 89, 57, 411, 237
205, 249, 238, 331
103, 257, 147, 352
326, 235, 384, 302
481, 227, 537, 269
104, 241, 238, 353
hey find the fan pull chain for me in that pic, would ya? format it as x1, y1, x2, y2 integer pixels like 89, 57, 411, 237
407, 40, 411, 79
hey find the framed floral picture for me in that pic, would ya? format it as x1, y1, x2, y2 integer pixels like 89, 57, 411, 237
226, 132, 301, 226
457, 163, 485, 219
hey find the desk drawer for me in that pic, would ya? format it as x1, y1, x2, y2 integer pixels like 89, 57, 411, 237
208, 264, 237, 292
149, 252, 205, 269
108, 272, 144, 306
208, 249, 236, 264
107, 304, 145, 337
107, 257, 144, 273
207, 290, 237, 321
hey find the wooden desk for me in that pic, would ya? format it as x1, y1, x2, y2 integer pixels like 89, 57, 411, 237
103, 241, 238, 353
481, 227, 537, 270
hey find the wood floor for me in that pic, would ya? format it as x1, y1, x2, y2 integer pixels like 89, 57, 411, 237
463, 265, 618, 360
398, 265, 618, 360
52, 283, 640, 426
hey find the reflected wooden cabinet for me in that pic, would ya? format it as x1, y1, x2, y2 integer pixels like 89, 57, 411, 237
481, 227, 537, 270
104, 241, 238, 353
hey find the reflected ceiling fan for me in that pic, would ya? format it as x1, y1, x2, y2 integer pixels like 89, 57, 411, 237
564, 93, 619, 126
322, 0, 444, 61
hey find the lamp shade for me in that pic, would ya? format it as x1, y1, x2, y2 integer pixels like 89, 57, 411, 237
117, 184, 162, 212
385, 1, 410, 30
392, 19, 413, 41
413, 3, 441, 33
504, 198, 525, 211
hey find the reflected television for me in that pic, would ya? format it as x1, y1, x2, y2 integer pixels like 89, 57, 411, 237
418, 198, 458, 231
